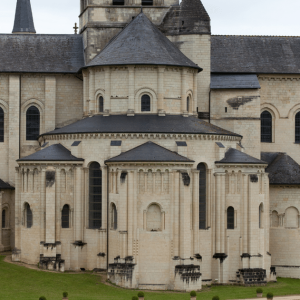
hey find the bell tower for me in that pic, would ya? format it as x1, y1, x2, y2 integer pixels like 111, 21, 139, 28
12, 0, 36, 34
79, 0, 179, 63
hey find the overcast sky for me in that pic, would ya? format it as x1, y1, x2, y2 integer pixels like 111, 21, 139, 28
0, 0, 299, 36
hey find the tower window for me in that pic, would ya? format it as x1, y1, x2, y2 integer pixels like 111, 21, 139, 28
111, 203, 118, 230
142, 0, 153, 5
0, 107, 3, 142
187, 96, 190, 112
89, 162, 102, 229
113, 0, 125, 5
26, 204, 33, 228
259, 203, 264, 229
197, 163, 206, 229
227, 207, 234, 229
261, 111, 272, 143
2, 209, 6, 228
26, 106, 40, 141
295, 112, 300, 143
141, 95, 151, 112
62, 205, 70, 229
99, 96, 104, 113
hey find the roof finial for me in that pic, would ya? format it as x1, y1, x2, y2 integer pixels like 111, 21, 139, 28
73, 23, 79, 34
12, 0, 36, 34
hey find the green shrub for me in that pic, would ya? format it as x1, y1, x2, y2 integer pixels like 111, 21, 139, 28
132, 297, 138, 300
63, 292, 68, 298
267, 292, 273, 299
190, 291, 197, 297
138, 292, 145, 297
256, 288, 263, 294
39, 297, 46, 300
212, 296, 220, 300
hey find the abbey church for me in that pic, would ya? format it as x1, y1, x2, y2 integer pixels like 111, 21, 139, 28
0, 0, 300, 291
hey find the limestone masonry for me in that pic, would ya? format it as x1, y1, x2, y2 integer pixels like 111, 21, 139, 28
0, 0, 299, 291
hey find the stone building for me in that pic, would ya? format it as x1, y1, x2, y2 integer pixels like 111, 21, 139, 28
0, 0, 299, 291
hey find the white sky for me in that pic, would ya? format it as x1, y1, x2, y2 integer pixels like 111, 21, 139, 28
0, 0, 299, 36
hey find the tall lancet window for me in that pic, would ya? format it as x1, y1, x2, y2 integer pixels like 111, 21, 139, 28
89, 162, 102, 229
295, 112, 300, 143
62, 205, 70, 229
26, 106, 40, 141
141, 95, 151, 112
2, 209, 6, 228
0, 107, 4, 142
227, 207, 234, 229
99, 96, 104, 113
197, 163, 206, 229
26, 203, 33, 228
187, 96, 190, 112
261, 111, 272, 143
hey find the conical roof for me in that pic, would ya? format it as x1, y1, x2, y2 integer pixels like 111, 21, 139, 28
216, 148, 267, 164
12, 0, 36, 34
86, 12, 201, 71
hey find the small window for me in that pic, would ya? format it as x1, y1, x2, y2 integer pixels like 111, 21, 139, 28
26, 204, 33, 228
26, 106, 40, 141
111, 203, 118, 230
295, 112, 300, 143
227, 206, 234, 229
142, 0, 153, 5
99, 96, 104, 113
0, 107, 4, 142
259, 203, 263, 229
261, 111, 272, 143
187, 97, 190, 112
141, 95, 151, 112
197, 163, 206, 229
62, 205, 70, 229
147, 204, 161, 231
113, 0, 124, 5
2, 209, 6, 228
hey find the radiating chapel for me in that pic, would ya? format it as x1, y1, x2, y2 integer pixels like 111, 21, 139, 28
0, 0, 300, 291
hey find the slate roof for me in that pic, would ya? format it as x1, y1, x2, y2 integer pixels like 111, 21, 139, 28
18, 144, 84, 161
12, 0, 36, 34
106, 141, 194, 163
85, 12, 201, 71
0, 34, 84, 73
41, 115, 241, 137
261, 152, 300, 185
211, 74, 261, 89
0, 179, 15, 190
211, 35, 300, 74
216, 148, 267, 164
159, 0, 210, 35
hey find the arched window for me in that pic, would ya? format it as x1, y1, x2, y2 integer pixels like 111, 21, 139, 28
227, 207, 234, 229
141, 95, 151, 112
0, 107, 4, 142
147, 204, 162, 231
62, 205, 70, 228
187, 96, 190, 112
110, 203, 117, 230
89, 162, 102, 229
99, 96, 104, 113
259, 203, 264, 229
26, 204, 33, 228
2, 209, 6, 228
261, 111, 272, 143
295, 112, 300, 143
197, 163, 206, 229
26, 106, 40, 141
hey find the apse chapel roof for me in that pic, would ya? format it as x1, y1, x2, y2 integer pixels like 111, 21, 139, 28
0, 179, 15, 190
18, 144, 84, 162
261, 152, 300, 185
85, 12, 202, 71
216, 148, 267, 164
106, 141, 193, 163
41, 115, 241, 137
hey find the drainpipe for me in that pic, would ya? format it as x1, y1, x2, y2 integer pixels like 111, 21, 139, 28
209, 89, 211, 123
105, 162, 109, 271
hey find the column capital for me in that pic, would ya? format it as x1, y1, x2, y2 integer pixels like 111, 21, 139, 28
191, 169, 200, 174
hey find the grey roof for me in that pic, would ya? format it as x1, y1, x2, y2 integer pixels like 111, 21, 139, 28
18, 144, 84, 161
216, 148, 267, 164
159, 0, 210, 35
211, 36, 300, 74
106, 141, 194, 163
0, 179, 15, 190
41, 115, 241, 137
0, 34, 84, 73
12, 0, 36, 34
86, 13, 201, 71
211, 74, 261, 89
262, 152, 300, 185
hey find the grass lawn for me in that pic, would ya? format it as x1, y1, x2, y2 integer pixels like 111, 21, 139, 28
1, 256, 300, 300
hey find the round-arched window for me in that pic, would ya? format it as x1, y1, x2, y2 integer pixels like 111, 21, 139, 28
261, 111, 272, 143
99, 96, 104, 113
141, 95, 151, 112
0, 107, 4, 142
26, 106, 40, 141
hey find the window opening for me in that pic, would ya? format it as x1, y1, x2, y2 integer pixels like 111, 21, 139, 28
187, 96, 190, 112
2, 210, 5, 228
142, 0, 153, 5
26, 204, 33, 228
261, 111, 272, 143
296, 112, 300, 143
62, 205, 70, 228
26, 106, 40, 141
99, 96, 104, 113
197, 163, 206, 229
225, 107, 227, 113
259, 203, 263, 229
111, 203, 118, 230
227, 207, 234, 229
113, 0, 124, 5
89, 162, 102, 229
0, 107, 3, 142
141, 95, 151, 112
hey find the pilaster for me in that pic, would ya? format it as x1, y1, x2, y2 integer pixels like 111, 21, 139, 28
192, 170, 199, 254
89, 69, 95, 113
157, 66, 165, 113
0, 191, 4, 251
75, 166, 83, 241
181, 69, 187, 114
104, 68, 111, 112
128, 66, 135, 114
